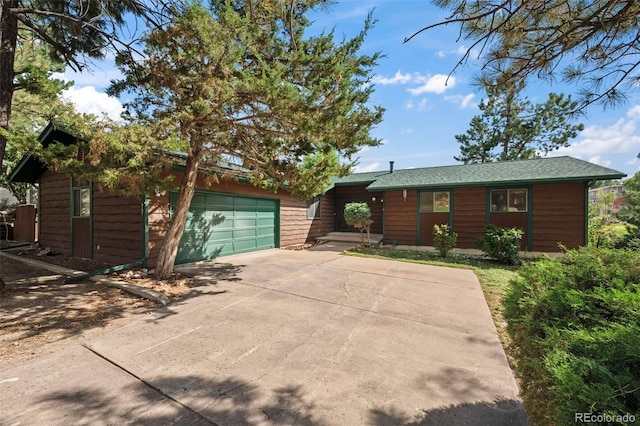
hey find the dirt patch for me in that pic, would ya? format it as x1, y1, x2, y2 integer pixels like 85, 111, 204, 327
0, 253, 194, 368
14, 247, 114, 272
281, 240, 327, 251
109, 270, 193, 300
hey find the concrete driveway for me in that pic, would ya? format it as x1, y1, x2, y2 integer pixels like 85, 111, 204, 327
1, 243, 526, 425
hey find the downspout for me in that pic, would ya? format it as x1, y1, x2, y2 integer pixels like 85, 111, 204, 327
382, 191, 386, 244
36, 178, 41, 244
64, 194, 150, 284
585, 180, 595, 246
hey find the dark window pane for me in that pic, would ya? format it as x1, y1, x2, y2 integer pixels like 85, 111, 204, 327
509, 189, 527, 211
491, 190, 508, 212
420, 192, 434, 213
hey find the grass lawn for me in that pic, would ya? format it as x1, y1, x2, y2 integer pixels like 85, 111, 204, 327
345, 246, 520, 361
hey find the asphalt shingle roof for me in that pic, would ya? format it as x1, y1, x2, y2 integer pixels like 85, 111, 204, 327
338, 157, 625, 191
331, 170, 392, 185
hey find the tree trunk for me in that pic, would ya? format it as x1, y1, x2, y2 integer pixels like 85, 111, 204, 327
154, 149, 202, 279
0, 1, 18, 171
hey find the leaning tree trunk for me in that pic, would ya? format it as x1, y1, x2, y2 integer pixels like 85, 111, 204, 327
154, 149, 202, 279
0, 1, 18, 171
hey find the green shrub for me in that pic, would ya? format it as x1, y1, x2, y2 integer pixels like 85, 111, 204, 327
433, 224, 457, 257
477, 225, 523, 264
344, 202, 373, 246
503, 247, 640, 425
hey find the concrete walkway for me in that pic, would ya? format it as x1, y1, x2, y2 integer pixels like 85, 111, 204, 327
0, 243, 527, 425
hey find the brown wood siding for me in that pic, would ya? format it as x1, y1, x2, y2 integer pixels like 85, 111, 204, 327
532, 182, 586, 251
453, 187, 487, 249
334, 185, 383, 233
38, 170, 71, 255
490, 212, 528, 250
420, 213, 450, 245
92, 190, 143, 265
383, 190, 418, 245
146, 171, 334, 267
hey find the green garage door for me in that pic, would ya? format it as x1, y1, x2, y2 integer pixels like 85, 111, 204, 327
171, 191, 278, 264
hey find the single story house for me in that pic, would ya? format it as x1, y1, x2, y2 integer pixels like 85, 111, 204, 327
331, 159, 625, 252
9, 124, 625, 267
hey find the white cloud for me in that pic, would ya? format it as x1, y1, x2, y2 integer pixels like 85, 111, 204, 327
436, 45, 482, 61
63, 86, 124, 121
437, 45, 469, 58
553, 105, 640, 159
587, 156, 611, 167
372, 70, 412, 85
445, 93, 477, 109
354, 162, 381, 173
371, 71, 456, 95
405, 98, 429, 110
408, 74, 455, 95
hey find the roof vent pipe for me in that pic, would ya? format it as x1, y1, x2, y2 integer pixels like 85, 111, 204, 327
389, 161, 394, 174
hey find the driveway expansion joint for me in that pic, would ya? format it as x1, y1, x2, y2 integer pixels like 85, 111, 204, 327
81, 344, 217, 425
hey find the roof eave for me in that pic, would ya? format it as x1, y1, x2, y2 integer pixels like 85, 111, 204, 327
366, 173, 628, 191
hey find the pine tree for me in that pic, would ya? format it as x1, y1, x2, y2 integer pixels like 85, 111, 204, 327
0, 0, 169, 170
107, 1, 384, 278
407, 1, 640, 110
454, 83, 584, 163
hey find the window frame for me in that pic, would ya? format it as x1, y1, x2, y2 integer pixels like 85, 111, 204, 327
306, 195, 322, 220
490, 188, 528, 213
72, 186, 91, 218
420, 191, 450, 213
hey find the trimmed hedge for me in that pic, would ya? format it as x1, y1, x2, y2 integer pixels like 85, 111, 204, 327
504, 247, 640, 425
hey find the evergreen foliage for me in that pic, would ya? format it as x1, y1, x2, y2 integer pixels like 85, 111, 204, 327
617, 172, 640, 249
0, 0, 168, 170
455, 83, 583, 163
102, 1, 383, 278
0, 31, 88, 203
407, 0, 640, 110
504, 247, 640, 425
344, 202, 373, 246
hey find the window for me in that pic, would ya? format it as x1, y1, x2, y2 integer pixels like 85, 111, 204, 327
72, 187, 91, 217
306, 196, 321, 220
420, 191, 450, 213
490, 189, 527, 212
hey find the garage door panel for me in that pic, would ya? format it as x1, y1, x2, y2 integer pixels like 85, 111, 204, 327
257, 218, 274, 227
172, 191, 277, 264
207, 193, 233, 204
235, 218, 257, 228
234, 197, 257, 208
191, 193, 206, 204
256, 235, 275, 247
234, 228, 257, 239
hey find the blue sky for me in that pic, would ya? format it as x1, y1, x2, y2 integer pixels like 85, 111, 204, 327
57, 0, 640, 179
